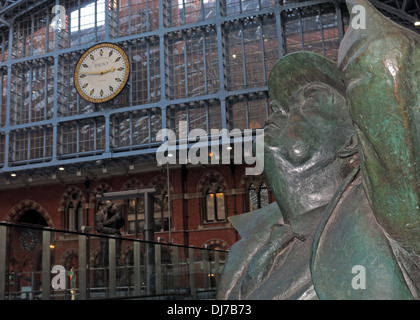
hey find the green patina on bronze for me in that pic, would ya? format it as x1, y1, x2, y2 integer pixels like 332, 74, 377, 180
333, 0, 420, 296
218, 51, 358, 300
218, 0, 420, 300
338, 0, 420, 255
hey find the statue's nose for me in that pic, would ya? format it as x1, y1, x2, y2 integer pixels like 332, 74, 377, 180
291, 140, 310, 161
272, 112, 314, 165
280, 137, 312, 165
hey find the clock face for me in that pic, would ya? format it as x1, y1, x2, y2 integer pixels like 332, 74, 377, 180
74, 43, 130, 104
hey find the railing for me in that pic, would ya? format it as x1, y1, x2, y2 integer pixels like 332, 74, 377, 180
0, 222, 227, 300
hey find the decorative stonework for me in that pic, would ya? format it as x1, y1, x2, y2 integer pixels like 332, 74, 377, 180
197, 170, 228, 193
58, 186, 86, 212
121, 177, 145, 191
4, 199, 53, 227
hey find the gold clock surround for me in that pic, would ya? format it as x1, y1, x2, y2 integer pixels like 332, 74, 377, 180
74, 42, 130, 104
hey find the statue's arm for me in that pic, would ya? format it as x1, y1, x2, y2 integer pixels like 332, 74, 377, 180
349, 40, 420, 257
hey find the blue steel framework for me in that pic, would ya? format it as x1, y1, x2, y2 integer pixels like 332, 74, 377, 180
0, 0, 415, 187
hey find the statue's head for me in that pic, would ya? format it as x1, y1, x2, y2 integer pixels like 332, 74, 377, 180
264, 52, 356, 224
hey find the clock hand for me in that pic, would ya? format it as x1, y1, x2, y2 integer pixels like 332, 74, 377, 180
84, 67, 116, 75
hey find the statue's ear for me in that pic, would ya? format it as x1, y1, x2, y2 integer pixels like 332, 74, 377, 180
338, 132, 358, 158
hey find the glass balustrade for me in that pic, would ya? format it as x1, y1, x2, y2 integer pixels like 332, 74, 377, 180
0, 222, 227, 300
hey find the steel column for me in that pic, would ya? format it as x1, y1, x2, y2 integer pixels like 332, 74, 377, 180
41, 230, 51, 300
0, 225, 7, 300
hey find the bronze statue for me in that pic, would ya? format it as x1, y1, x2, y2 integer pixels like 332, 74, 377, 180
95, 200, 124, 270
218, 0, 420, 299
217, 51, 358, 299
312, 0, 420, 299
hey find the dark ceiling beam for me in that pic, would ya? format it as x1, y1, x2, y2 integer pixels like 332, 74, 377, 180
370, 0, 416, 23
0, 0, 28, 16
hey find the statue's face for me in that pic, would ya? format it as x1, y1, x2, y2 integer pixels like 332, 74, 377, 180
263, 82, 353, 221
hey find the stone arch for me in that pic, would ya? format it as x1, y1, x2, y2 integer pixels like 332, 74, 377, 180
197, 170, 228, 193
240, 173, 272, 212
90, 247, 101, 266
203, 239, 229, 263
239, 171, 268, 189
59, 249, 79, 266
121, 244, 133, 262
121, 177, 145, 191
58, 186, 86, 213
4, 199, 53, 228
90, 182, 113, 202
203, 238, 229, 251
120, 244, 145, 264
147, 175, 174, 193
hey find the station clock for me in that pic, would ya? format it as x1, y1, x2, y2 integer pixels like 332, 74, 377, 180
74, 42, 130, 104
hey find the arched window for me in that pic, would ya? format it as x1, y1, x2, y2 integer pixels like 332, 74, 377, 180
205, 179, 226, 222
66, 192, 84, 231
259, 183, 269, 208
248, 183, 258, 211
247, 180, 270, 212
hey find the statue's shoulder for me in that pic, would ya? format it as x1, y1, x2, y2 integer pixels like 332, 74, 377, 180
312, 179, 414, 300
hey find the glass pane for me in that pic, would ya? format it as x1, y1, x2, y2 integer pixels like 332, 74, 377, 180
248, 98, 269, 129
249, 183, 258, 211
189, 105, 207, 132
283, 4, 340, 62
260, 183, 269, 208
118, 0, 159, 36
206, 193, 215, 221
111, 115, 131, 147
243, 20, 264, 88
33, 10, 48, 56
224, 23, 244, 91
1, 223, 227, 299
131, 41, 161, 105
70, 0, 106, 45
216, 192, 225, 220
228, 100, 247, 130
